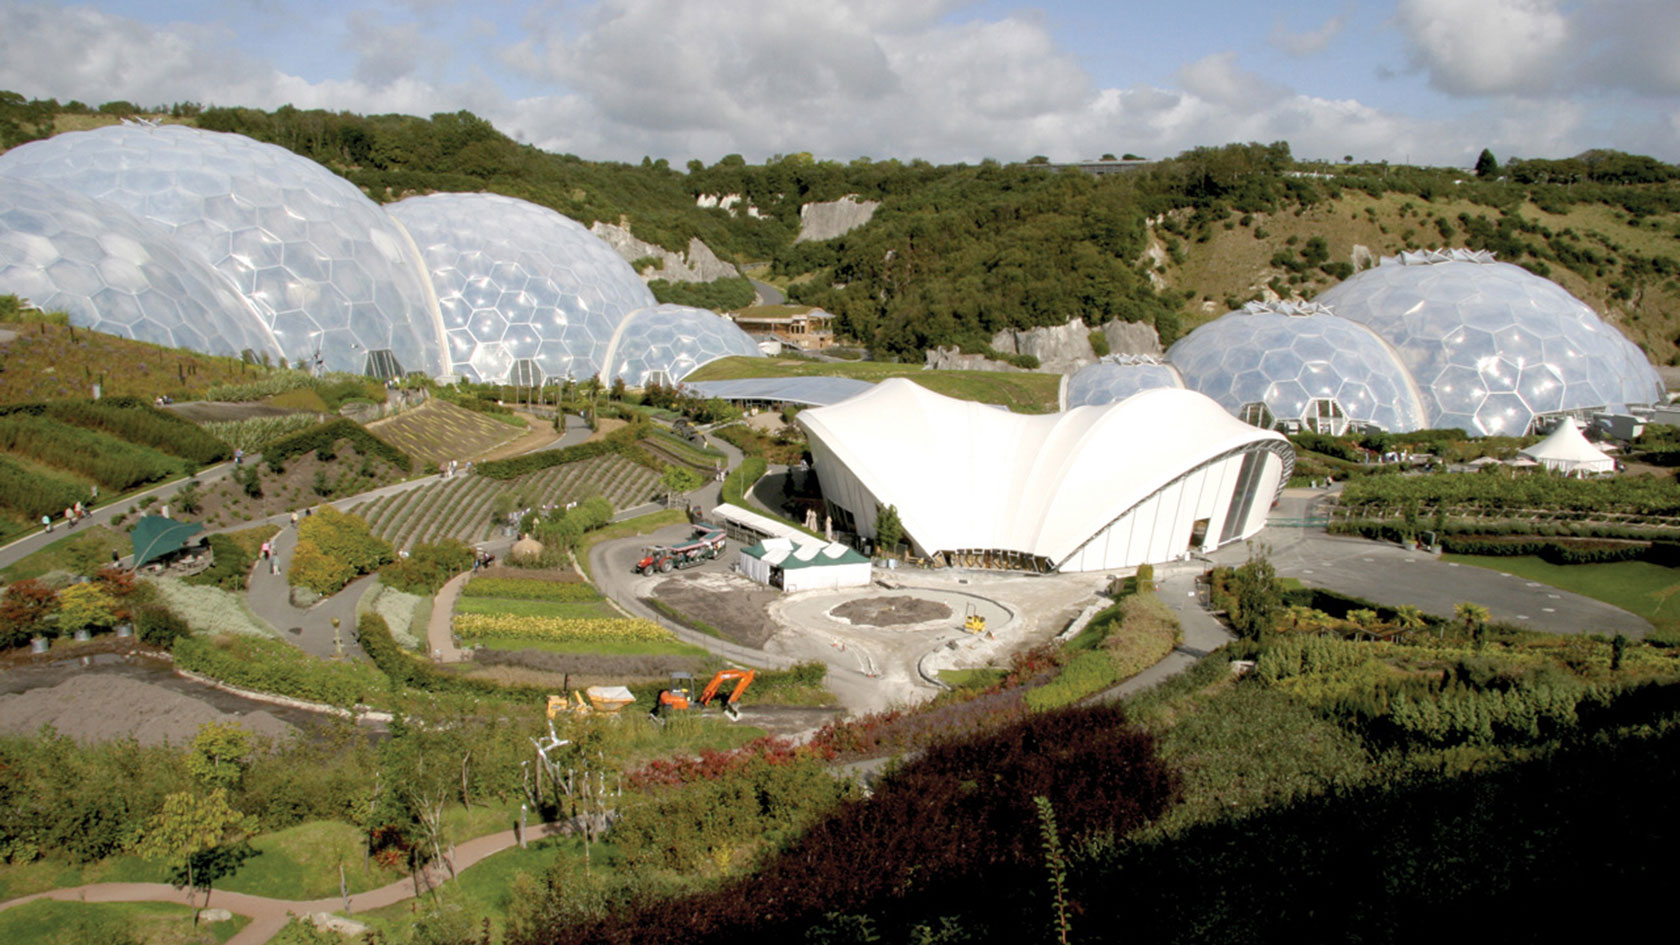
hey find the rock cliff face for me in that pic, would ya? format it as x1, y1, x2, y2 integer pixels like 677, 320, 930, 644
589, 220, 739, 284
924, 318, 1164, 375
796, 196, 880, 242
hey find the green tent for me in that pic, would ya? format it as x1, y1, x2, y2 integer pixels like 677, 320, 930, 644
130, 515, 205, 569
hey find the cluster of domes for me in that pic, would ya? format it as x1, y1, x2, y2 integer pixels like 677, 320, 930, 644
0, 124, 758, 385
1069, 251, 1663, 437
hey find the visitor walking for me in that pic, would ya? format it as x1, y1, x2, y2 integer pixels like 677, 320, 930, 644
42, 514, 51, 533
234, 448, 244, 466
64, 507, 76, 529
290, 511, 299, 527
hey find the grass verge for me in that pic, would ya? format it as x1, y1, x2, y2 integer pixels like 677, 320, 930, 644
0, 900, 248, 944
1443, 553, 1680, 634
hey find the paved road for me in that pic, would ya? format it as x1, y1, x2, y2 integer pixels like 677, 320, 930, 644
1219, 487, 1652, 638
0, 822, 569, 945
748, 276, 784, 306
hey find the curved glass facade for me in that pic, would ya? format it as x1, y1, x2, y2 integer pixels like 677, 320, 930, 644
1065, 356, 1183, 409
1317, 251, 1664, 435
0, 124, 443, 375
1167, 302, 1427, 434
0, 178, 281, 359
388, 192, 654, 384
604, 303, 762, 387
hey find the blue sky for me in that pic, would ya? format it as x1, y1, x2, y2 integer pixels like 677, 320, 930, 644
2, 1, 1676, 166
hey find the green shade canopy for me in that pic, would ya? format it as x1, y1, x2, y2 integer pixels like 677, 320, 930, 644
130, 515, 205, 568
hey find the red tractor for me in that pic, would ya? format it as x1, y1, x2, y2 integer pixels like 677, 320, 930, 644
634, 524, 726, 575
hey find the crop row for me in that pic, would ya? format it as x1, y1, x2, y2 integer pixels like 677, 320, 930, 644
461, 576, 601, 602
347, 453, 657, 550
1337, 471, 1680, 517
0, 413, 184, 490
201, 413, 324, 452
453, 612, 670, 643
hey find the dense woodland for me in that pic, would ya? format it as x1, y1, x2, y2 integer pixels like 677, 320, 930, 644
7, 93, 1679, 362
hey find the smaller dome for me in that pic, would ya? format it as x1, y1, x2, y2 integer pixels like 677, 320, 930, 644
511, 534, 545, 560
1065, 355, 1183, 409
603, 303, 762, 387
1167, 300, 1427, 434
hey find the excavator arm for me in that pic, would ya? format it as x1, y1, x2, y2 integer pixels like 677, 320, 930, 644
699, 668, 755, 706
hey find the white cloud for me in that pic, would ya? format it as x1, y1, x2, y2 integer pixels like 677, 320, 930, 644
0, 0, 1673, 172
1395, 0, 1680, 98
1268, 6, 1350, 57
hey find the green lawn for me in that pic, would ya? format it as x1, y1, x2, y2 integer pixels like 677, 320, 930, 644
218, 821, 399, 900
0, 899, 248, 944
0, 852, 163, 902
937, 668, 1006, 690
350, 836, 593, 943
455, 598, 619, 620
684, 356, 1061, 413
1, 525, 130, 582
1444, 553, 1680, 632
471, 634, 709, 657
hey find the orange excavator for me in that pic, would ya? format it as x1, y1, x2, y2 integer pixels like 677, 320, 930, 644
652, 668, 756, 720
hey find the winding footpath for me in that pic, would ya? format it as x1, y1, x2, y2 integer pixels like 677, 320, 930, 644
0, 823, 567, 943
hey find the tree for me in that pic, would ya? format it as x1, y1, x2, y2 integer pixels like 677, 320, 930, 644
660, 466, 704, 498
0, 578, 59, 648
1394, 604, 1427, 640
56, 583, 117, 636
1230, 547, 1284, 641
1475, 148, 1500, 178
874, 504, 903, 555
1455, 601, 1491, 646
189, 722, 254, 792
134, 788, 252, 924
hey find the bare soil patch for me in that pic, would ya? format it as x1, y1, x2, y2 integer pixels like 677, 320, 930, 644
0, 673, 294, 745
651, 572, 782, 648
831, 596, 952, 627
476, 411, 564, 461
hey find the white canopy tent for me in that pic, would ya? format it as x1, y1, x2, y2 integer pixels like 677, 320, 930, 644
739, 536, 872, 592
1520, 419, 1616, 475
797, 379, 1293, 573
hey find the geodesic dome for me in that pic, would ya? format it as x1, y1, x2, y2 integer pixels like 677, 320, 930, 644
0, 177, 281, 359
0, 123, 444, 376
1316, 250, 1664, 436
1167, 301, 1428, 434
1064, 355, 1184, 409
386, 192, 655, 384
603, 304, 762, 387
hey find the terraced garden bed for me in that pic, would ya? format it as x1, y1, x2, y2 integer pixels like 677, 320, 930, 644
349, 454, 659, 549
368, 399, 525, 469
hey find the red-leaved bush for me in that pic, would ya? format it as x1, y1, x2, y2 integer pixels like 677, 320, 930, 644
525, 704, 1177, 945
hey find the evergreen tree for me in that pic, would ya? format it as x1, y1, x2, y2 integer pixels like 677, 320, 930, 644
1475, 148, 1500, 178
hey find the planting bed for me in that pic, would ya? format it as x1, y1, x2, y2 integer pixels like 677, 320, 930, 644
367, 399, 524, 468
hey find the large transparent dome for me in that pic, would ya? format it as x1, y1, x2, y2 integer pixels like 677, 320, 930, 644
1167, 301, 1428, 434
603, 304, 763, 387
1317, 250, 1664, 436
1065, 355, 1183, 409
0, 177, 282, 359
387, 192, 655, 384
0, 124, 444, 376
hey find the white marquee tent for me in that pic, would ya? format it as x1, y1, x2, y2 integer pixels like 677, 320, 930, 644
738, 536, 872, 592
1519, 419, 1616, 475
797, 379, 1293, 573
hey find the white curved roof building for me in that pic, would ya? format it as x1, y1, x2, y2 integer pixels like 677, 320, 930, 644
386, 192, 654, 383
0, 179, 281, 359
602, 303, 762, 387
1316, 250, 1663, 436
0, 124, 444, 376
798, 379, 1292, 572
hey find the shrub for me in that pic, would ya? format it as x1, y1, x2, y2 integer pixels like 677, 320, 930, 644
452, 612, 670, 644
28, 399, 229, 464
55, 583, 118, 635
184, 533, 258, 592
357, 611, 544, 698
288, 507, 393, 596
0, 456, 86, 519
261, 418, 411, 472
174, 634, 378, 708
0, 414, 182, 490
379, 538, 475, 595
1025, 650, 1119, 711
134, 603, 190, 648
148, 578, 273, 638
0, 578, 59, 647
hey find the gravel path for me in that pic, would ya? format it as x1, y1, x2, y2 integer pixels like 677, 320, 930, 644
0, 673, 294, 745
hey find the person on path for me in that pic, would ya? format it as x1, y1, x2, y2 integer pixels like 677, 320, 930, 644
234, 448, 244, 466
42, 514, 51, 533
260, 541, 270, 561
90, 484, 98, 503
65, 507, 75, 529
290, 511, 299, 527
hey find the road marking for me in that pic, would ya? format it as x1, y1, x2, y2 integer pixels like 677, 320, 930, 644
1517, 615, 1530, 620
1526, 582, 1543, 588
1302, 569, 1314, 574
1547, 594, 1560, 599
1448, 562, 1459, 567
1542, 607, 1556, 613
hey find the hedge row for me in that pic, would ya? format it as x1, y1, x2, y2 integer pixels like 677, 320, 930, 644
460, 576, 600, 602
262, 418, 412, 472
0, 414, 184, 490
1332, 518, 1680, 544
174, 634, 379, 708
1439, 536, 1658, 565
356, 611, 545, 699
1023, 650, 1119, 711
0, 399, 230, 464
0, 455, 89, 519
473, 424, 640, 480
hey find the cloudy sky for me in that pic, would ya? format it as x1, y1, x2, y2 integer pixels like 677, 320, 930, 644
2, 0, 1676, 168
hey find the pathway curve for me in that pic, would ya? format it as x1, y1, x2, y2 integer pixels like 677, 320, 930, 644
0, 823, 568, 945
427, 571, 471, 663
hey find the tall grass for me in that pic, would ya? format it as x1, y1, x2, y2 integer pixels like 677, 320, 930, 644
201, 413, 325, 452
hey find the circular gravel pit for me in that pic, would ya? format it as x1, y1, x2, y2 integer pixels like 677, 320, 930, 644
830, 597, 953, 627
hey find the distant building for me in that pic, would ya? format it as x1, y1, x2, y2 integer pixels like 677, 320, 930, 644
730, 308, 836, 349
